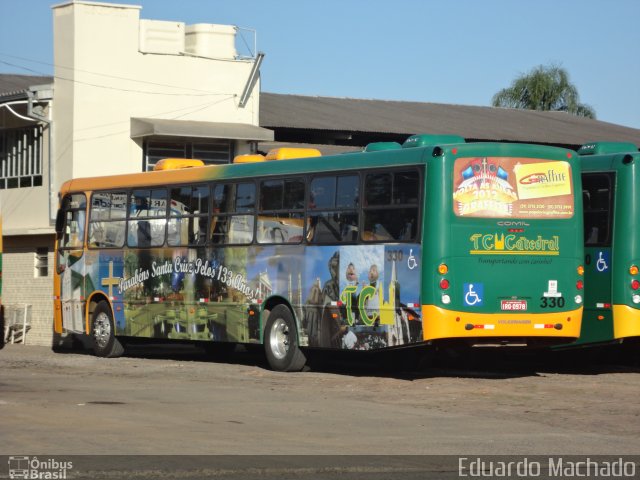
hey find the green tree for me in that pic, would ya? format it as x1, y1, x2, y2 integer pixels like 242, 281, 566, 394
492, 64, 595, 119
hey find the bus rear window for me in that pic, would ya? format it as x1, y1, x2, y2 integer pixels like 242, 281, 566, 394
452, 157, 574, 219
583, 173, 614, 246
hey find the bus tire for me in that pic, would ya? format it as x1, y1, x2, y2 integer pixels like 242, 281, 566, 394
264, 305, 306, 372
91, 301, 124, 358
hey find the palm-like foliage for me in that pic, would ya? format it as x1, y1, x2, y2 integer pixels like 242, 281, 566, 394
492, 65, 596, 119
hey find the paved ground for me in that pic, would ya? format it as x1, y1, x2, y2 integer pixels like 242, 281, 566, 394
1, 341, 639, 457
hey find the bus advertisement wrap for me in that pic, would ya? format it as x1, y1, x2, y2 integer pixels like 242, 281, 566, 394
61, 244, 422, 351
453, 157, 574, 219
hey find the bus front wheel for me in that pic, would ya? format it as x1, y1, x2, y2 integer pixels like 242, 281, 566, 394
91, 301, 124, 358
264, 305, 306, 372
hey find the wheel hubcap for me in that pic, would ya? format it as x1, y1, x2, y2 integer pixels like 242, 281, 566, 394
269, 318, 290, 360
94, 312, 111, 348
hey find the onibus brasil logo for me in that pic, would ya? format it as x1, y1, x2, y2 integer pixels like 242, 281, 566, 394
8, 456, 73, 479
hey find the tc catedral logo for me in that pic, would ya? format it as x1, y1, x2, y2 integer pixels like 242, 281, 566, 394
8, 456, 73, 479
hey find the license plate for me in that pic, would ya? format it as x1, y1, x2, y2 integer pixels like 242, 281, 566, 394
501, 300, 527, 311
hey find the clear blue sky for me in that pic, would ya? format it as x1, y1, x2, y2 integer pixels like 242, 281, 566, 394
1, 0, 639, 129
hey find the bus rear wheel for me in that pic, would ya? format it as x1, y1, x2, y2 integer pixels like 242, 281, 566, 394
91, 301, 124, 358
264, 305, 306, 372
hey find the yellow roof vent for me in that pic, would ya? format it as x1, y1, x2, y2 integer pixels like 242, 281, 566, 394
233, 154, 266, 164
265, 147, 322, 161
153, 158, 205, 171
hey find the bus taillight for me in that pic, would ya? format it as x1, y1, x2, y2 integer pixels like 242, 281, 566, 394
630, 265, 638, 301
439, 279, 450, 290
438, 264, 448, 274
577, 265, 584, 276
576, 280, 584, 290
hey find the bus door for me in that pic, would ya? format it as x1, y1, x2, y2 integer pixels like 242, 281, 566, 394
581, 173, 615, 344
56, 193, 88, 333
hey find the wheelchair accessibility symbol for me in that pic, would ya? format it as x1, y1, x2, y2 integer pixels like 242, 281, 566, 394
464, 283, 483, 307
596, 251, 610, 273
407, 249, 418, 270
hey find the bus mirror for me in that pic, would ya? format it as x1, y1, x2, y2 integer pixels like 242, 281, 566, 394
55, 209, 64, 236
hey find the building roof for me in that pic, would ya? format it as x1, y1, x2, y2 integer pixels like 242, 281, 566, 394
0, 74, 53, 100
3, 75, 639, 149
260, 93, 640, 149
131, 117, 274, 142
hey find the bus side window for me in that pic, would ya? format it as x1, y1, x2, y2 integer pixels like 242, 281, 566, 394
57, 194, 86, 249
257, 179, 305, 244
307, 174, 358, 244
127, 189, 167, 248
57, 193, 87, 273
362, 170, 419, 242
211, 183, 255, 245
168, 186, 209, 246
88, 191, 126, 248
582, 174, 613, 246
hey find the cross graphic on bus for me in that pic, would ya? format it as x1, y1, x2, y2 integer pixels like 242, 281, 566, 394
101, 261, 120, 298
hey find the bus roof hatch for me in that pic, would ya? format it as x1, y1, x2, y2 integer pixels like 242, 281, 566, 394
364, 142, 402, 152
265, 148, 322, 160
578, 142, 639, 155
402, 134, 466, 149
233, 154, 266, 163
153, 158, 205, 171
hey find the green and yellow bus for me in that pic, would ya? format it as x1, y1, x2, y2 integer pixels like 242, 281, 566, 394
577, 141, 640, 346
53, 134, 584, 371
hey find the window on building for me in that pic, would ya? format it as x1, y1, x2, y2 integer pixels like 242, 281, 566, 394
34, 247, 49, 278
0, 125, 44, 189
144, 140, 232, 171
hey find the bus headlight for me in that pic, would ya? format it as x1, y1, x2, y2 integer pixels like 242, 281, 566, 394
442, 294, 451, 305
574, 295, 583, 304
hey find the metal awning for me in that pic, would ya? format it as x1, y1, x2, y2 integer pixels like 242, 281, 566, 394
131, 117, 274, 141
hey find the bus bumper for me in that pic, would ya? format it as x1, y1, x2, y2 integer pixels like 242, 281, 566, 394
422, 305, 582, 344
612, 305, 640, 340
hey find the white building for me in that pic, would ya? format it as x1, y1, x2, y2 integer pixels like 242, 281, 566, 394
0, 1, 272, 345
